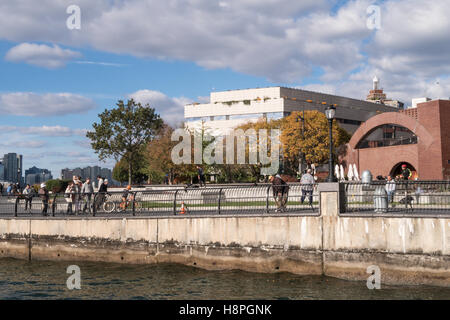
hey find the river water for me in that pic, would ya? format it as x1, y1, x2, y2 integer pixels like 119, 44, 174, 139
0, 258, 449, 300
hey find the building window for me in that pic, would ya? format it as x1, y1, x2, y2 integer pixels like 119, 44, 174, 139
356, 124, 418, 149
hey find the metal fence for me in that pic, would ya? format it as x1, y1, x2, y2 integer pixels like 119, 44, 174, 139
0, 184, 319, 217
342, 180, 450, 215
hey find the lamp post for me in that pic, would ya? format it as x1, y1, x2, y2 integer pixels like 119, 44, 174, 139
296, 111, 306, 174
325, 105, 337, 182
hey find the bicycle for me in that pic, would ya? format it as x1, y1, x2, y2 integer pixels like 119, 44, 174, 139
117, 194, 142, 213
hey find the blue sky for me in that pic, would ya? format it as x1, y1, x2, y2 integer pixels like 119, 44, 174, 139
0, 0, 449, 178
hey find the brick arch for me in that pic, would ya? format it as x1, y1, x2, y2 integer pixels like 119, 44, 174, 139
348, 112, 434, 150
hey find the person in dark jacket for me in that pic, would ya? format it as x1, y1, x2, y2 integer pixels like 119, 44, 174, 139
401, 164, 412, 180
95, 179, 108, 211
38, 183, 49, 216
270, 174, 289, 212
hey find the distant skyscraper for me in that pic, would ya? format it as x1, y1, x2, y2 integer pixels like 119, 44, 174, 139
25, 166, 52, 185
0, 162, 4, 181
2, 153, 23, 184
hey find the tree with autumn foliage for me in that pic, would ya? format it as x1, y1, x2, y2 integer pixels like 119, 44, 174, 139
281, 111, 351, 171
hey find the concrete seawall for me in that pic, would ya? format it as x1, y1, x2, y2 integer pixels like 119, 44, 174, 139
0, 183, 449, 287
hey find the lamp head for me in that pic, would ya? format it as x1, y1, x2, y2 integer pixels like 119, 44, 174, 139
325, 105, 336, 120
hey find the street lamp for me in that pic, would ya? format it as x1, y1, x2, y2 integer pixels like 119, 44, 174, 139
325, 105, 337, 182
296, 111, 306, 174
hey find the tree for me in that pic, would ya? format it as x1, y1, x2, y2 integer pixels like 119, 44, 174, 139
86, 99, 163, 185
280, 111, 351, 170
113, 151, 148, 184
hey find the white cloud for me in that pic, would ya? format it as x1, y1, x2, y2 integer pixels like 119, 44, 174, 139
0, 125, 87, 137
5, 43, 81, 68
0, 92, 96, 116
0, 140, 46, 148
0, 0, 449, 103
128, 90, 192, 126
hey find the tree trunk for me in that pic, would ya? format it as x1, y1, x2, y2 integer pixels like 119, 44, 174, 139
128, 161, 132, 186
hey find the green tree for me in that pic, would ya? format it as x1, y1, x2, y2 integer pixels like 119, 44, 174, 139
86, 99, 163, 185
112, 152, 148, 185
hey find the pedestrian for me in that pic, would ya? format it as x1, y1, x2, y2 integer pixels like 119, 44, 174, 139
22, 184, 34, 212
196, 165, 206, 187
270, 174, 289, 212
401, 164, 412, 180
95, 179, 108, 211
38, 183, 49, 216
96, 175, 104, 192
65, 182, 75, 214
81, 177, 94, 213
6, 184, 12, 196
0, 183, 3, 196
72, 178, 83, 214
385, 175, 396, 204
300, 169, 315, 206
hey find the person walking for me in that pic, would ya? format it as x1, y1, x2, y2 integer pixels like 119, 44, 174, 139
96, 175, 104, 192
0, 183, 3, 196
300, 169, 315, 206
81, 178, 94, 213
95, 179, 108, 211
38, 183, 49, 216
65, 182, 75, 214
385, 175, 396, 204
22, 184, 34, 212
196, 166, 206, 187
73, 178, 83, 214
270, 174, 289, 213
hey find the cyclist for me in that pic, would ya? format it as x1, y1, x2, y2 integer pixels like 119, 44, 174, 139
119, 185, 133, 211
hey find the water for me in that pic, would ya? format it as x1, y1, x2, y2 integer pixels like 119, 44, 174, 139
0, 258, 449, 300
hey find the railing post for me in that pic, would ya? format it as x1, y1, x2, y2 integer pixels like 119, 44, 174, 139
266, 185, 271, 213
132, 191, 137, 216
173, 190, 179, 215
218, 188, 222, 214
93, 193, 97, 217
14, 196, 19, 217
52, 193, 57, 217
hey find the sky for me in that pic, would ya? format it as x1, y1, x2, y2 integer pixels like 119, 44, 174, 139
0, 0, 449, 178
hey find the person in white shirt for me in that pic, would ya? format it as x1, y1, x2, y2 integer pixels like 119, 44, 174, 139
385, 175, 396, 203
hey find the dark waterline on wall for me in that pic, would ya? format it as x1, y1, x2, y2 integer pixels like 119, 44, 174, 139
0, 258, 449, 300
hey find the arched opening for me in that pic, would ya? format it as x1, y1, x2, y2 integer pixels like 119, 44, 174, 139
356, 124, 418, 149
390, 162, 417, 180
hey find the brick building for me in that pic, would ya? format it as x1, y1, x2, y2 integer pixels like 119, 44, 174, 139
343, 99, 450, 180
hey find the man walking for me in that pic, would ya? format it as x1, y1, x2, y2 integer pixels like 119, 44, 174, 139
270, 174, 289, 212
197, 166, 206, 187
300, 169, 315, 206
22, 184, 34, 212
385, 175, 396, 204
81, 177, 94, 213
38, 183, 49, 216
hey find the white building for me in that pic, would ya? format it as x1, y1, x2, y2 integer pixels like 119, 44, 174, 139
185, 86, 399, 136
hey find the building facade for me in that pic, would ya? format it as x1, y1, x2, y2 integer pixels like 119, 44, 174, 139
2, 153, 23, 184
61, 166, 112, 182
343, 99, 450, 180
24, 166, 53, 185
185, 86, 399, 136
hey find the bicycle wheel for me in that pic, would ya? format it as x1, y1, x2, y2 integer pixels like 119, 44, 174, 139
103, 201, 116, 213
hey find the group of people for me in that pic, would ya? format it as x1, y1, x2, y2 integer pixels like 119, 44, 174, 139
270, 169, 315, 213
63, 175, 109, 214
4, 175, 110, 215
